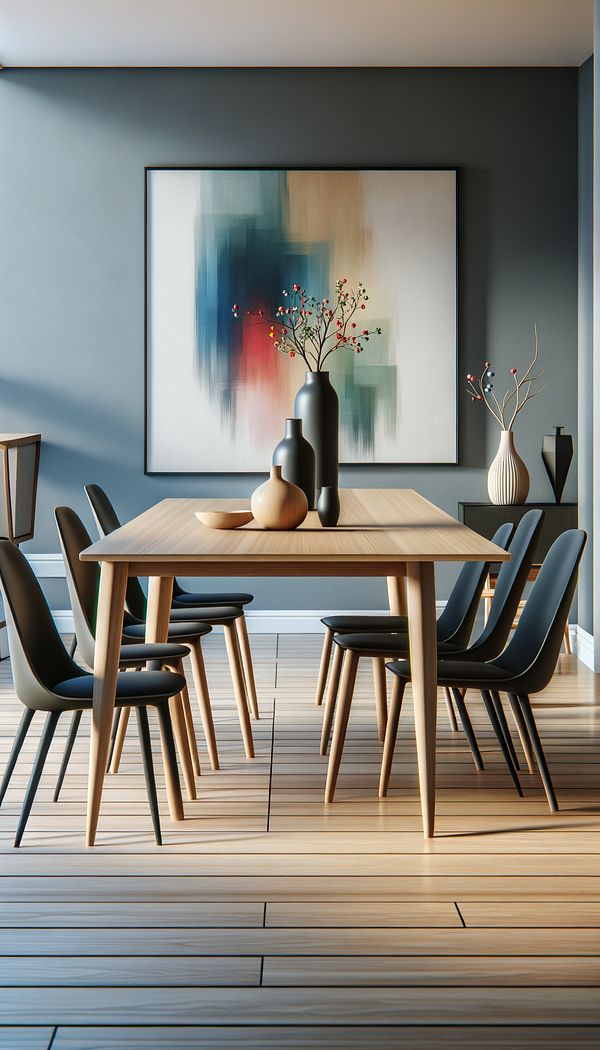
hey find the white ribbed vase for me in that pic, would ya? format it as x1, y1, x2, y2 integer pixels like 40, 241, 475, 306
487, 430, 530, 505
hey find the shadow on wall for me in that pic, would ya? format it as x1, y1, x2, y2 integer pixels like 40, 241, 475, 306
457, 166, 492, 471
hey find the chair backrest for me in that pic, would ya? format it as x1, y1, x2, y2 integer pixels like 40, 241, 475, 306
435, 521, 514, 648
55, 506, 101, 670
468, 508, 544, 661
497, 529, 586, 692
0, 540, 82, 708
84, 484, 148, 618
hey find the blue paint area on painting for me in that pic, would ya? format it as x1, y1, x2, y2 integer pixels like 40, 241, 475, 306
194, 170, 330, 427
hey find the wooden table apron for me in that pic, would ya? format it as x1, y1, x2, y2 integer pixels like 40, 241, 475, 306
81, 492, 508, 847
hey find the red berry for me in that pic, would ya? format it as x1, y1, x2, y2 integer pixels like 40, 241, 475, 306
351, 322, 356, 328
511, 368, 517, 375
289, 351, 295, 358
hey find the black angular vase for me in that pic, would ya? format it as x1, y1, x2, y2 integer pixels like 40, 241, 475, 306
542, 426, 573, 504
272, 418, 316, 510
293, 371, 339, 494
317, 486, 340, 527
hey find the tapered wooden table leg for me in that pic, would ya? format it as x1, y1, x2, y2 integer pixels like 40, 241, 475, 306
146, 576, 174, 643
145, 576, 183, 821
406, 561, 437, 839
236, 615, 259, 720
387, 573, 407, 616
87, 561, 128, 847
224, 623, 255, 759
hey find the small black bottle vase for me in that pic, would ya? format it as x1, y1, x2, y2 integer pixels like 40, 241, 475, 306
294, 371, 339, 493
317, 486, 340, 527
542, 426, 573, 504
272, 418, 316, 510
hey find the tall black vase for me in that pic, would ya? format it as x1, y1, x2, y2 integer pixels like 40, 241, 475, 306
272, 418, 316, 510
293, 371, 339, 493
542, 426, 573, 504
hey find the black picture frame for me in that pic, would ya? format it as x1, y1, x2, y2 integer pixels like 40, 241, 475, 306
144, 165, 460, 475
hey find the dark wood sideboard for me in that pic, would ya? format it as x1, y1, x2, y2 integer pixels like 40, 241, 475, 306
458, 502, 578, 563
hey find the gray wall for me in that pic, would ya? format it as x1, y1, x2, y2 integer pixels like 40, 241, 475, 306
578, 56, 593, 635
0, 68, 578, 610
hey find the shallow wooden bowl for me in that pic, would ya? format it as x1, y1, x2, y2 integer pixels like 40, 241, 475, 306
195, 509, 254, 530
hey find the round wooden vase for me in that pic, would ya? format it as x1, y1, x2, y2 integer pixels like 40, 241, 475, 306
487, 429, 530, 505
251, 465, 308, 530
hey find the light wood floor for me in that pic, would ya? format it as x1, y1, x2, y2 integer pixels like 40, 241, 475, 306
0, 633, 599, 1049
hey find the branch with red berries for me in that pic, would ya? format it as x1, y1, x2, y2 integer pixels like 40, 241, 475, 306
466, 325, 547, 430
231, 278, 382, 371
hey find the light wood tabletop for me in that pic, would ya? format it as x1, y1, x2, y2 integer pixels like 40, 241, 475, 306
81, 488, 509, 847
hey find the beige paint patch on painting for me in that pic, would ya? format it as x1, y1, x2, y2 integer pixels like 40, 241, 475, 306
285, 170, 368, 278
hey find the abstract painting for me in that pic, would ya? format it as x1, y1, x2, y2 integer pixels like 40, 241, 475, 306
145, 168, 457, 472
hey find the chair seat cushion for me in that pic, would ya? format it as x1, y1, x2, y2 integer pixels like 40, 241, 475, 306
322, 614, 409, 632
386, 658, 516, 689
123, 622, 211, 643
119, 642, 189, 666
334, 631, 409, 655
168, 606, 241, 625
54, 669, 186, 702
174, 591, 253, 608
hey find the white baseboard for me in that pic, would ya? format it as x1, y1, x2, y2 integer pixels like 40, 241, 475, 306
571, 624, 595, 670
49, 606, 447, 636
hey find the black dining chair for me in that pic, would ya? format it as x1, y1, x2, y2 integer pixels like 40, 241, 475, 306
84, 484, 259, 721
323, 510, 544, 802
380, 529, 587, 812
54, 506, 252, 776
319, 521, 514, 760
0, 540, 186, 846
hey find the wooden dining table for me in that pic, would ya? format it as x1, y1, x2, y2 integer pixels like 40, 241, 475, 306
80, 488, 509, 845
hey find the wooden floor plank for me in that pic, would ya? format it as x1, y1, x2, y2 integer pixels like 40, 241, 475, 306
0, 902, 265, 928
2, 987, 599, 1025
2, 875, 598, 903
265, 901, 462, 927
49, 1026, 600, 1050
262, 954, 600, 986
459, 901, 600, 927
0, 956, 260, 987
0, 1030, 54, 1050
1, 926, 598, 955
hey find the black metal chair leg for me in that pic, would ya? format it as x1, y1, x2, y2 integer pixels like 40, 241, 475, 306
53, 710, 83, 802
480, 690, 522, 797
68, 635, 77, 658
490, 690, 520, 770
14, 711, 60, 847
135, 706, 162, 846
106, 707, 122, 773
0, 708, 35, 807
517, 693, 559, 812
451, 688, 484, 770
